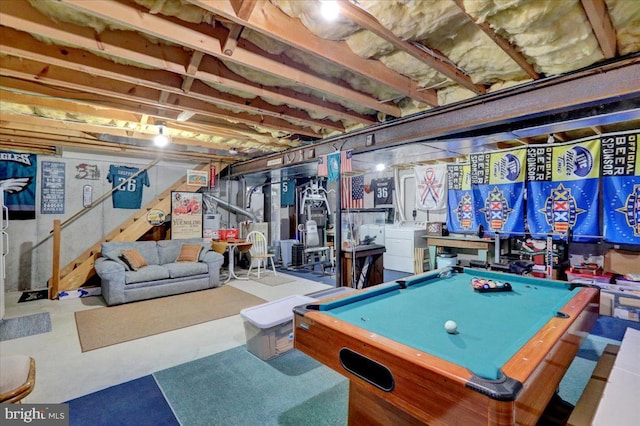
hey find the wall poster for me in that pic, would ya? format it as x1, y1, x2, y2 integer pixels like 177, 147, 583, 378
41, 161, 66, 214
171, 191, 203, 239
187, 169, 208, 187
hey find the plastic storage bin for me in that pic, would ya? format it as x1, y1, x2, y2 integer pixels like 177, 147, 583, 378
240, 295, 314, 360
437, 253, 458, 268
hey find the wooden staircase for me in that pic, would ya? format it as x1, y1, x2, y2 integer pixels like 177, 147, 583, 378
50, 163, 209, 296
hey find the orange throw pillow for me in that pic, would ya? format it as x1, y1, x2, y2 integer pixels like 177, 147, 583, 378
121, 249, 148, 271
176, 244, 202, 262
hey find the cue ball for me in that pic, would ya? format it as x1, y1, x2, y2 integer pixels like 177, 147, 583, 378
444, 320, 458, 334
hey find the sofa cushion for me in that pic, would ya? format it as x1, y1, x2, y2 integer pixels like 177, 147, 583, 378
165, 262, 208, 278
121, 249, 148, 271
103, 250, 130, 270
176, 244, 203, 262
101, 241, 160, 265
124, 265, 170, 284
157, 238, 206, 264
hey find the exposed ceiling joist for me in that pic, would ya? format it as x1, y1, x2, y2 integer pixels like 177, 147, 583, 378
186, 0, 438, 106
581, 0, 617, 59
451, 0, 540, 80
0, 0, 638, 165
0, 0, 376, 128
339, 0, 486, 95
58, 0, 402, 117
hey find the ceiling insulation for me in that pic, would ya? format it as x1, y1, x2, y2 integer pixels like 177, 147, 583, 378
0, 0, 638, 165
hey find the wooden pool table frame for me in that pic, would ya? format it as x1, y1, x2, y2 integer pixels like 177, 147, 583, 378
294, 280, 599, 425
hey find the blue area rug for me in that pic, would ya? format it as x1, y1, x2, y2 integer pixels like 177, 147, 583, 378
154, 346, 348, 426
0, 312, 51, 341
66, 375, 178, 426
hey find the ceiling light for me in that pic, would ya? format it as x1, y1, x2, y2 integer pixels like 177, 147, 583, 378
547, 134, 555, 144
320, 0, 339, 21
228, 148, 238, 155
153, 122, 171, 147
376, 163, 385, 171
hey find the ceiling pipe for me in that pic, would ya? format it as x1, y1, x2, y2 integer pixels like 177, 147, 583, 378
201, 190, 258, 222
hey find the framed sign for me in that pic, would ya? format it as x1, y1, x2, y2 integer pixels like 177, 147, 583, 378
171, 191, 203, 239
41, 161, 65, 214
146, 208, 166, 226
187, 169, 208, 186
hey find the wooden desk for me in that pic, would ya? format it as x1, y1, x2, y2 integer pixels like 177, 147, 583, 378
341, 244, 385, 288
423, 235, 496, 270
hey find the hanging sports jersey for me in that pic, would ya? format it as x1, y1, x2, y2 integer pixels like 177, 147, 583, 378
281, 178, 296, 207
107, 165, 150, 209
371, 177, 394, 206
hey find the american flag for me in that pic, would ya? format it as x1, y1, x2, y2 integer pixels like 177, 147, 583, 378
341, 150, 353, 173
342, 174, 364, 209
317, 155, 328, 177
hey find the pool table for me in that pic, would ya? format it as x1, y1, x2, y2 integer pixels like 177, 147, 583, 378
293, 267, 599, 425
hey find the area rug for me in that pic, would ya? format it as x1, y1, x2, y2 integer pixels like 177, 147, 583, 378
254, 274, 296, 286
74, 287, 266, 352
153, 346, 348, 425
0, 312, 52, 341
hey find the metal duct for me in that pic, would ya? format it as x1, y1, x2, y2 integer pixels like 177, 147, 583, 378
202, 191, 258, 222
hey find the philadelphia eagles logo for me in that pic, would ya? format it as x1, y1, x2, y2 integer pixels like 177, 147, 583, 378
0, 177, 32, 194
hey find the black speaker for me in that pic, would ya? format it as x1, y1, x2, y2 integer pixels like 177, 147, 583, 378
292, 243, 304, 267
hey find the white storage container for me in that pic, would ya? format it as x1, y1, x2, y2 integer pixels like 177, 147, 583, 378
240, 295, 314, 360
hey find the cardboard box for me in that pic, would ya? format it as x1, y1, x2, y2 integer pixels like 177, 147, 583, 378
600, 288, 640, 322
604, 249, 640, 275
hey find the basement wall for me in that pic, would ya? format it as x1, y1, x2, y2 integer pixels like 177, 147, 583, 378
3, 150, 208, 292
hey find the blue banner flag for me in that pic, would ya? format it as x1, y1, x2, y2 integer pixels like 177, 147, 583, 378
447, 164, 479, 233
327, 152, 341, 183
526, 139, 600, 242
602, 132, 640, 244
470, 148, 526, 236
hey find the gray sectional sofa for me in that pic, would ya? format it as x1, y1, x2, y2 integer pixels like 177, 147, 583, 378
94, 238, 224, 306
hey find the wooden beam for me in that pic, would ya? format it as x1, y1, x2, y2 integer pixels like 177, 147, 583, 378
0, 1, 375, 125
0, 77, 278, 147
222, 24, 244, 56
187, 0, 438, 106
451, 0, 539, 79
0, 133, 236, 162
230, 0, 258, 20
50, 220, 61, 299
182, 50, 204, 92
0, 30, 346, 133
0, 55, 326, 137
580, 0, 617, 58
224, 0, 257, 56
338, 0, 485, 95
58, 0, 403, 117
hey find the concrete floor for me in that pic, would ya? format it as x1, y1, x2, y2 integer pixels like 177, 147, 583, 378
0, 276, 332, 403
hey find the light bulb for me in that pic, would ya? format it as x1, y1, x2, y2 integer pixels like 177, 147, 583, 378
320, 0, 339, 21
